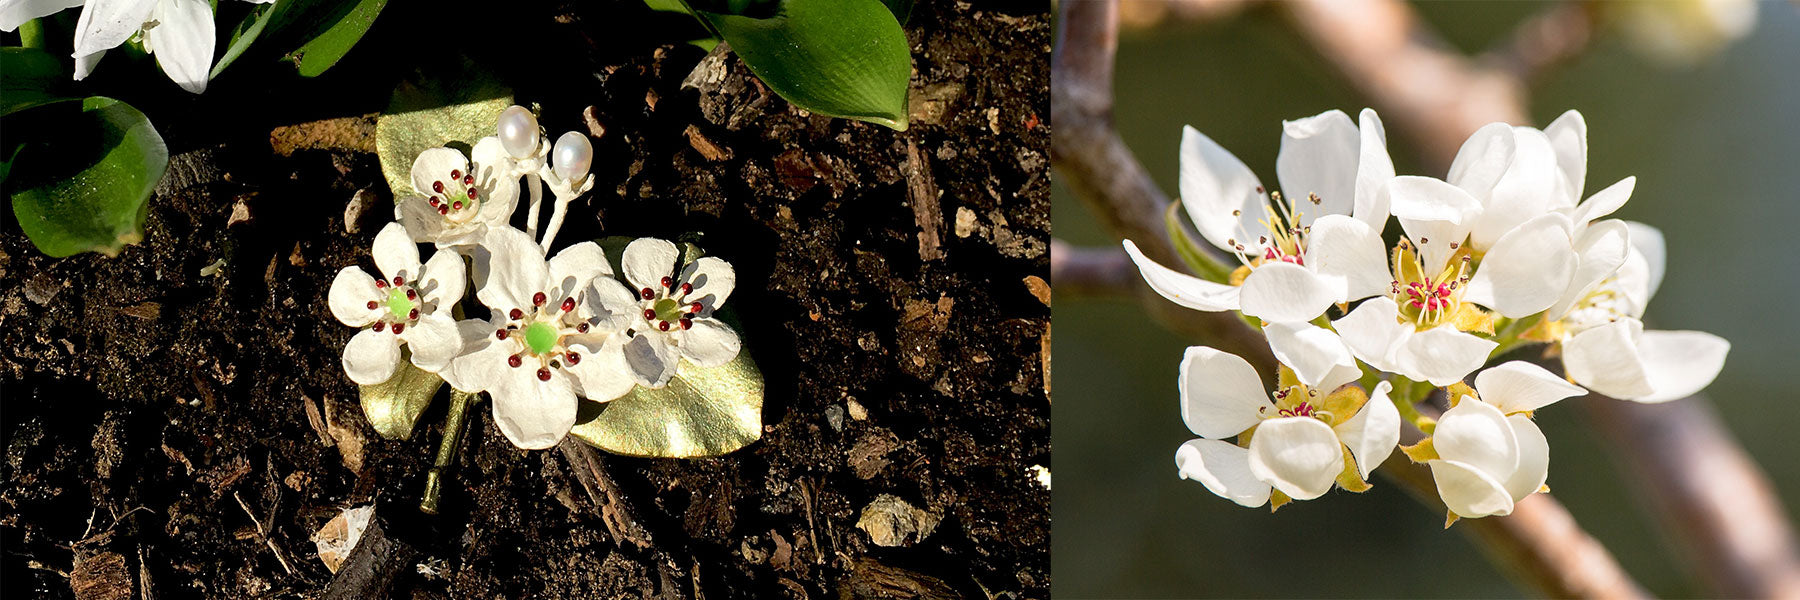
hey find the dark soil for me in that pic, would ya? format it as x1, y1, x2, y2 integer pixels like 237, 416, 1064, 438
1, 1, 1050, 598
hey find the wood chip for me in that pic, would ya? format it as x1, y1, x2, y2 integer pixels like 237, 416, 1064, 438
903, 139, 944, 261
1023, 275, 1051, 307
684, 124, 733, 161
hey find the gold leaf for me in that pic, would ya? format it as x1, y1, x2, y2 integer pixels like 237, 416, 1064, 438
357, 356, 444, 440
567, 349, 765, 458
375, 56, 514, 200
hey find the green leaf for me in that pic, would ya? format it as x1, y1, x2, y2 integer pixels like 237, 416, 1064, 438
568, 236, 764, 457
357, 355, 444, 440
692, 0, 912, 130
282, 0, 385, 77
2, 48, 69, 116
7, 97, 166, 258
374, 57, 513, 200
209, 0, 282, 79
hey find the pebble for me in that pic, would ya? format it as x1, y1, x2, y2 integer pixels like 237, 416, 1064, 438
856, 495, 939, 547
23, 273, 60, 304
344, 188, 377, 234
824, 404, 845, 431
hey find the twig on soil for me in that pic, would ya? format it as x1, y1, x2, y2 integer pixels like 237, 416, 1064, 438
557, 439, 654, 550
232, 491, 297, 575
903, 139, 945, 262
321, 513, 414, 600
799, 477, 824, 566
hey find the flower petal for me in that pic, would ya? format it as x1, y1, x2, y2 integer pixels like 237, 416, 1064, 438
1334, 380, 1399, 480
1430, 459, 1516, 518
72, 0, 156, 57
546, 241, 611, 303
678, 256, 736, 313
1, 0, 83, 31
1625, 221, 1665, 306
420, 250, 466, 310
1354, 108, 1395, 230
1471, 127, 1569, 250
1502, 415, 1550, 502
622, 237, 680, 293
471, 136, 521, 227
442, 319, 507, 392
145, 0, 213, 94
1175, 439, 1271, 508
1122, 239, 1240, 311
1634, 329, 1730, 403
1570, 176, 1635, 227
489, 367, 577, 449
1178, 346, 1272, 439
475, 226, 549, 314
567, 336, 636, 402
400, 313, 461, 372
328, 267, 383, 327
622, 332, 680, 388
1546, 218, 1630, 319
1388, 176, 1480, 273
1397, 327, 1496, 386
394, 195, 449, 244
1178, 125, 1267, 255
1446, 122, 1516, 201
678, 318, 741, 367
1564, 319, 1655, 399
1275, 109, 1359, 223
372, 222, 422, 283
410, 147, 470, 199
1432, 395, 1520, 478
1463, 212, 1576, 318
1246, 416, 1344, 501
1474, 361, 1587, 415
1544, 110, 1587, 206
1306, 214, 1390, 302
1262, 321, 1355, 389
583, 277, 642, 334
342, 328, 401, 385
1332, 297, 1409, 373
1238, 262, 1338, 323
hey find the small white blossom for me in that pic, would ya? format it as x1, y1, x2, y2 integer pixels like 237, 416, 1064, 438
617, 238, 742, 388
328, 223, 466, 385
1429, 362, 1587, 518
394, 142, 521, 249
0, 0, 275, 94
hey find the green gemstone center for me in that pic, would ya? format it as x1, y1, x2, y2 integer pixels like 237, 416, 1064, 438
653, 298, 682, 322
525, 321, 558, 354
386, 288, 415, 320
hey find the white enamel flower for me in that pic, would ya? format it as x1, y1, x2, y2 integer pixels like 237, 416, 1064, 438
394, 142, 522, 249
1125, 108, 1396, 323
1558, 222, 1730, 402
617, 238, 741, 389
328, 223, 466, 385
1428, 362, 1587, 518
0, 0, 274, 94
1173, 345, 1399, 507
445, 226, 641, 449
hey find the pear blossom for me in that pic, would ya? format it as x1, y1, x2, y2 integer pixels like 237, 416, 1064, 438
445, 226, 641, 449
617, 238, 741, 389
328, 223, 466, 385
0, 0, 275, 94
1173, 345, 1399, 506
1428, 362, 1587, 518
1125, 108, 1396, 323
394, 141, 522, 249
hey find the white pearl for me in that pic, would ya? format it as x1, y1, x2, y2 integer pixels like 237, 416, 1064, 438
552, 131, 593, 182
498, 105, 539, 159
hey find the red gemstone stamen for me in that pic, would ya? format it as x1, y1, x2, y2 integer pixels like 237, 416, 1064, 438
508, 355, 523, 368
509, 308, 524, 320
432, 181, 444, 193
366, 301, 378, 310
496, 329, 508, 340
532, 292, 547, 306
658, 321, 670, 331
565, 352, 581, 366
373, 322, 386, 332
679, 318, 692, 330
536, 368, 551, 381
640, 288, 654, 300
391, 323, 405, 334
393, 276, 404, 286
680, 283, 692, 295
661, 276, 673, 288
462, 175, 474, 185
576, 322, 589, 333
451, 169, 462, 180
560, 298, 575, 312
405, 289, 417, 300
643, 309, 656, 320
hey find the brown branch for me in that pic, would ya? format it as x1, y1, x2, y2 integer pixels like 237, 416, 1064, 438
1480, 1, 1598, 84
1049, 239, 1133, 299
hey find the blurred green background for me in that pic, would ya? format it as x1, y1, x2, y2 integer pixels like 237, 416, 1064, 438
1052, 2, 1800, 597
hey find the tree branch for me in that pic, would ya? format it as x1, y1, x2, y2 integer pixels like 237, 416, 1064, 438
1050, 239, 1133, 299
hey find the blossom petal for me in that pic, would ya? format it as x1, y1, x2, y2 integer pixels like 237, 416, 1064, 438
622, 332, 680, 388
622, 238, 680, 293
1388, 176, 1479, 273
1430, 459, 1516, 518
1178, 125, 1266, 255
678, 256, 736, 312
1238, 262, 1338, 323
145, 0, 214, 94
1571, 177, 1635, 227
1544, 110, 1588, 206
1334, 380, 1399, 480
1175, 439, 1271, 508
394, 196, 449, 244
1471, 127, 1568, 250
1354, 108, 1395, 230
1432, 395, 1519, 478
1306, 214, 1390, 302
1262, 321, 1355, 389
400, 313, 461, 372
372, 222, 422, 283
583, 277, 642, 334
1, 0, 83, 31
1446, 122, 1516, 201
476, 226, 549, 314
1397, 327, 1496, 386
72, 0, 156, 57
489, 367, 577, 449
420, 250, 466, 310
471, 136, 521, 226
1474, 361, 1587, 415
1563, 319, 1655, 399
72, 50, 105, 80
1275, 109, 1359, 223
442, 319, 507, 392
1463, 212, 1576, 318
1546, 218, 1630, 319
1634, 329, 1730, 403
547, 241, 611, 302
343, 328, 401, 385
1178, 346, 1272, 439
1332, 297, 1409, 373
328, 267, 383, 327
1625, 221, 1665, 306
678, 318, 741, 367
1246, 416, 1344, 501
1502, 415, 1550, 502
567, 336, 636, 402
410, 147, 470, 199
1122, 239, 1240, 311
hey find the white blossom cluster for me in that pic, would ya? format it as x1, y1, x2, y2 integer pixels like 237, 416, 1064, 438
1131, 109, 1729, 518
327, 106, 741, 449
